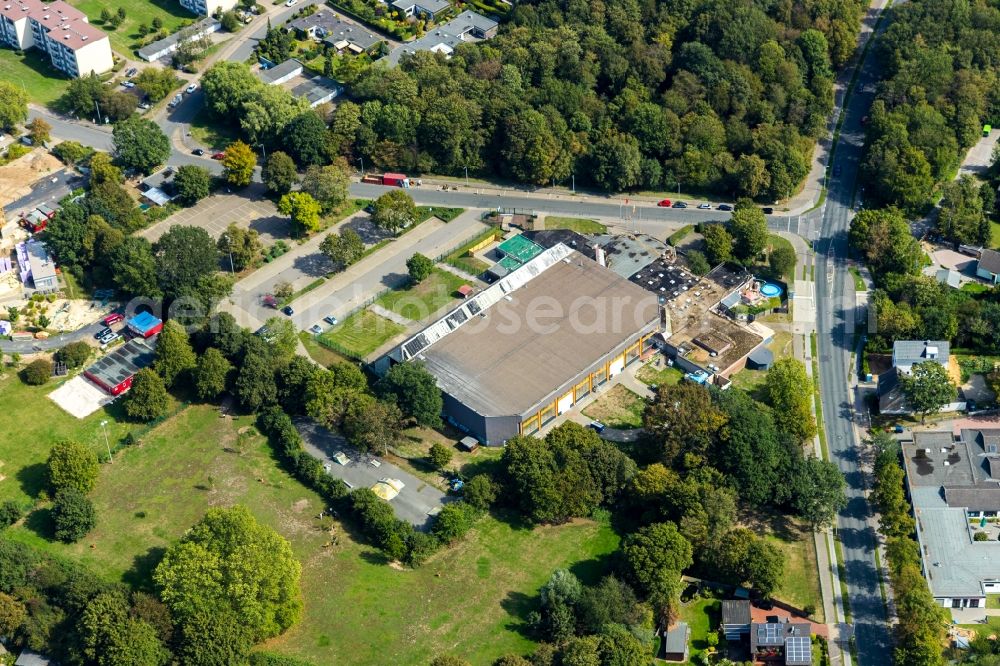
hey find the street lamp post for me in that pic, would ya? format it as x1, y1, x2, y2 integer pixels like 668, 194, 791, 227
100, 420, 113, 464
464, 166, 469, 187
259, 143, 266, 161
571, 173, 575, 193
359, 157, 364, 176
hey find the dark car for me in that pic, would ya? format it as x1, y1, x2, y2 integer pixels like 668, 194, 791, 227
762, 207, 774, 214
192, 148, 205, 156
717, 203, 733, 212
94, 327, 112, 340
671, 201, 688, 209
282, 306, 294, 316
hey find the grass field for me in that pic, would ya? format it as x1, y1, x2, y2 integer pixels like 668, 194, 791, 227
765, 520, 824, 620
69, 0, 195, 55
389, 425, 504, 490
416, 207, 463, 224
636, 363, 682, 387
766, 234, 796, 281
581, 385, 646, 429
317, 309, 405, 359
374, 268, 468, 322
188, 106, 239, 152
265, 513, 619, 665
5, 405, 325, 585
0, 49, 71, 105
543, 216, 607, 234
992, 220, 1000, 248
0, 373, 137, 505
298, 331, 352, 367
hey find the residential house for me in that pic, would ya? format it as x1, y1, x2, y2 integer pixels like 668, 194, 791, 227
0, 0, 112, 77
179, 0, 237, 18
750, 619, 812, 666
390, 0, 450, 21
901, 430, 1000, 617
25, 239, 57, 292
662, 622, 689, 662
257, 58, 343, 107
977, 248, 1000, 285
878, 340, 963, 415
288, 8, 384, 54
385, 10, 497, 65
721, 599, 752, 641
138, 17, 220, 61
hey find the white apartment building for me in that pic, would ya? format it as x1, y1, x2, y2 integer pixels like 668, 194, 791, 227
179, 0, 238, 17
0, 0, 112, 77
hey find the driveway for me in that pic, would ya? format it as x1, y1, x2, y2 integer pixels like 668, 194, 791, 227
295, 417, 448, 529
2, 169, 81, 217
137, 185, 287, 244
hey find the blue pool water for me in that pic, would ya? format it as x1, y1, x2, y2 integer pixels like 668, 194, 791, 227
760, 282, 783, 298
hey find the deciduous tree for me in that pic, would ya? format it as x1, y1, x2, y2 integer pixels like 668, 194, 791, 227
763, 358, 816, 443
900, 361, 957, 423
52, 488, 96, 543
124, 369, 169, 421
406, 252, 434, 283
371, 190, 416, 233
193, 347, 232, 401
262, 151, 297, 195
320, 228, 365, 268
376, 360, 442, 427
154, 320, 197, 387
217, 223, 262, 272
0, 80, 28, 131
729, 204, 768, 264
46, 440, 99, 494
112, 115, 170, 175
300, 161, 350, 211
278, 192, 322, 234
172, 165, 212, 205
222, 140, 257, 187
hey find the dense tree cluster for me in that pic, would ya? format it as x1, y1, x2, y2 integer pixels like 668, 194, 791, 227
861, 0, 1000, 215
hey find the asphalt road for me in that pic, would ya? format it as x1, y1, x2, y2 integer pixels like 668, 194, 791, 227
814, 7, 892, 664
228, 0, 320, 64
2, 168, 81, 217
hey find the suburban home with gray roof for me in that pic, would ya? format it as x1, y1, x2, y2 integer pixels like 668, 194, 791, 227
385, 10, 497, 66
878, 339, 963, 415
287, 8, 384, 54
902, 429, 1000, 618
977, 248, 1000, 284
391, 0, 451, 20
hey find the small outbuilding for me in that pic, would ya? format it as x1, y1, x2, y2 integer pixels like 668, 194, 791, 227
127, 312, 163, 338
458, 436, 479, 452
84, 338, 156, 396
745, 346, 774, 371
722, 599, 752, 640
662, 622, 690, 662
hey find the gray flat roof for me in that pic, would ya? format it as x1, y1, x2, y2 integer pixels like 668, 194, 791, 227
85, 338, 155, 388
721, 599, 751, 626
26, 241, 56, 281
417, 249, 659, 418
893, 339, 950, 367
663, 623, 688, 653
259, 58, 303, 84
917, 506, 1000, 597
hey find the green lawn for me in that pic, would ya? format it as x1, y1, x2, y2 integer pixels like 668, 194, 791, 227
298, 331, 353, 368
316, 309, 405, 359
374, 268, 468, 322
679, 595, 720, 657
265, 512, 619, 665
187, 105, 239, 152
69, 0, 195, 56
543, 216, 607, 234
0, 49, 71, 105
765, 519, 824, 621
443, 227, 501, 276
991, 220, 1000, 248
0, 373, 137, 505
988, 594, 1000, 609
5, 405, 324, 584
581, 385, 646, 429
635, 363, 682, 387
388, 424, 504, 490
849, 267, 865, 291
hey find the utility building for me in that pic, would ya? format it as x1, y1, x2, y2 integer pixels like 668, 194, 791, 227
380, 243, 660, 444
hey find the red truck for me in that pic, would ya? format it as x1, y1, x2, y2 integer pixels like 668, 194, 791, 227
361, 172, 411, 188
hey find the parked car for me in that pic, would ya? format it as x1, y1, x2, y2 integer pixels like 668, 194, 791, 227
99, 332, 120, 346
94, 327, 112, 340
138, 102, 151, 110
284, 0, 297, 6
323, 315, 338, 325
717, 203, 733, 211
588, 421, 606, 433
671, 201, 688, 208
167, 94, 182, 108
211, 152, 225, 160
762, 207, 774, 214
282, 306, 294, 316
125, 67, 138, 77
192, 148, 205, 156
697, 203, 711, 209
103, 313, 124, 326
309, 324, 323, 335
657, 198, 672, 207
122, 81, 135, 89
185, 83, 197, 94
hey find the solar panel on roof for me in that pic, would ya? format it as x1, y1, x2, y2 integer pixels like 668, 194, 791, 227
467, 299, 482, 314
785, 636, 811, 663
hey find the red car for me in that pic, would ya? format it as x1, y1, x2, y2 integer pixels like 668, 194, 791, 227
657, 198, 672, 207
103, 313, 124, 326
211, 152, 225, 160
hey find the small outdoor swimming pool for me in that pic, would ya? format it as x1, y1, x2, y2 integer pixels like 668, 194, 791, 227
760, 282, 783, 298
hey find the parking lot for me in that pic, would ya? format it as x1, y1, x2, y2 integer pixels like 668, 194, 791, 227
138, 186, 288, 244
295, 417, 449, 529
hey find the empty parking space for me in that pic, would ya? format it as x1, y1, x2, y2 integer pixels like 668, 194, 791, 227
139, 190, 287, 244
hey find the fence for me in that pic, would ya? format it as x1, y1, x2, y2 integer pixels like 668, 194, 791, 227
312, 285, 395, 362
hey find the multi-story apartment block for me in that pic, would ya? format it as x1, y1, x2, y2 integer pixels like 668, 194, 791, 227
0, 0, 112, 77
